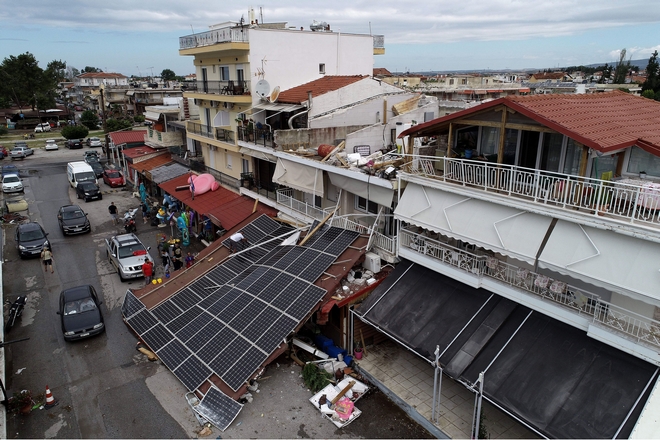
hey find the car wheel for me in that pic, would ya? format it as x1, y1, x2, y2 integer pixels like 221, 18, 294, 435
99, 195, 103, 200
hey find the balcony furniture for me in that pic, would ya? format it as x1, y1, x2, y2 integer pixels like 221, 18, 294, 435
515, 268, 530, 288
549, 281, 567, 295
534, 275, 551, 296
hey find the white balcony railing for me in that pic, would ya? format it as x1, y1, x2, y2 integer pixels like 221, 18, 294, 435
179, 28, 249, 50
276, 189, 333, 221
400, 228, 660, 350
399, 155, 660, 231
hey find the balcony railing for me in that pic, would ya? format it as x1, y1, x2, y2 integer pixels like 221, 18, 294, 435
187, 121, 235, 144
182, 80, 250, 96
400, 228, 660, 350
237, 126, 274, 148
277, 189, 333, 220
399, 155, 660, 231
179, 28, 249, 50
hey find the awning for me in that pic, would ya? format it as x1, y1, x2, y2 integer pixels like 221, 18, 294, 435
394, 183, 551, 264
145, 111, 162, 122
149, 163, 190, 184
357, 260, 657, 439
273, 158, 323, 197
126, 90, 135, 96
538, 221, 660, 303
253, 102, 304, 112
328, 173, 394, 208
239, 146, 276, 163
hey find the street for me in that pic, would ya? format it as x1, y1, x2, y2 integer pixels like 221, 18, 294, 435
2, 146, 433, 439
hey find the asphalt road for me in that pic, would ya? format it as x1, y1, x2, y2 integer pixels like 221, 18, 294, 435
2, 146, 434, 439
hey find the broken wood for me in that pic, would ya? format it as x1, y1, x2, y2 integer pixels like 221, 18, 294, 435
252, 199, 259, 213
328, 380, 356, 409
321, 141, 345, 162
360, 329, 367, 357
175, 185, 191, 191
138, 346, 159, 361
372, 158, 405, 170
299, 207, 339, 246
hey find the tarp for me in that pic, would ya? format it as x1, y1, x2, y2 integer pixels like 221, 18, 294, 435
538, 220, 660, 303
328, 173, 394, 208
145, 111, 162, 121
273, 158, 323, 197
394, 183, 551, 264
358, 260, 657, 439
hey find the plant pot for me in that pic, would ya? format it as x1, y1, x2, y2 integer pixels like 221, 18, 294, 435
597, 204, 609, 216
354, 349, 363, 360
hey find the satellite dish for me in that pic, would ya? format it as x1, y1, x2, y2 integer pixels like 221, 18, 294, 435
269, 86, 280, 103
255, 79, 271, 99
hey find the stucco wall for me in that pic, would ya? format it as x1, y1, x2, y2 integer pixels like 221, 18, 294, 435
274, 125, 366, 150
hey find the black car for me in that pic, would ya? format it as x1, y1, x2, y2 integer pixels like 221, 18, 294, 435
87, 160, 104, 178
57, 205, 91, 235
66, 139, 83, 149
15, 222, 49, 258
76, 181, 102, 202
57, 285, 104, 341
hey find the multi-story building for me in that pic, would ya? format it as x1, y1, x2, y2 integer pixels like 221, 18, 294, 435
72, 72, 128, 105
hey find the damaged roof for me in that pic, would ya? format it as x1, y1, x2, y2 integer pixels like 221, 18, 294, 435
277, 75, 369, 104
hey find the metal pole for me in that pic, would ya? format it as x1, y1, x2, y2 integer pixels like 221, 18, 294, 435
432, 345, 440, 422
471, 372, 484, 439
99, 86, 110, 161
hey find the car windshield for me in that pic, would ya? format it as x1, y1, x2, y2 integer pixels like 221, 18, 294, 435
4, 176, 20, 183
118, 244, 147, 259
62, 209, 85, 220
89, 138, 99, 142
64, 298, 97, 316
106, 171, 120, 178
76, 172, 96, 182
79, 182, 97, 190
19, 228, 45, 241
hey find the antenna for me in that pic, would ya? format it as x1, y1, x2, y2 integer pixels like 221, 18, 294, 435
147, 67, 154, 78
190, 24, 195, 34
137, 66, 142, 77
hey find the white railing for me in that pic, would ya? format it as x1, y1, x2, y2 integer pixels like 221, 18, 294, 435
179, 27, 249, 50
276, 189, 332, 221
399, 155, 660, 230
327, 216, 370, 234
371, 231, 396, 255
400, 228, 660, 349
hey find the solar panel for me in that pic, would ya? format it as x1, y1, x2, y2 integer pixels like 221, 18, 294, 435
256, 246, 293, 266
173, 356, 212, 391
285, 285, 327, 320
122, 291, 146, 319
255, 315, 297, 352
198, 326, 238, 364
170, 288, 203, 311
223, 346, 265, 391
177, 312, 214, 342
168, 308, 203, 333
237, 223, 262, 244
248, 268, 281, 296
194, 386, 243, 431
240, 307, 281, 342
187, 320, 224, 352
206, 288, 241, 316
188, 280, 219, 299
233, 266, 264, 290
273, 246, 306, 270
151, 300, 184, 324
298, 253, 337, 282
286, 248, 322, 276
198, 285, 234, 309
308, 227, 342, 251
205, 266, 237, 286
228, 299, 264, 330
142, 323, 175, 352
222, 256, 249, 275
324, 229, 360, 256
209, 337, 251, 378
156, 338, 191, 370
251, 214, 280, 235
257, 273, 294, 303
126, 309, 158, 334
217, 295, 252, 323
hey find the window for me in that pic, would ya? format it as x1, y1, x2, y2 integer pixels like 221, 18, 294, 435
627, 147, 660, 177
562, 139, 581, 175
479, 127, 499, 158
242, 158, 249, 174
220, 66, 229, 81
461, 78, 466, 85
356, 196, 378, 214
449, 79, 454, 85
319, 63, 325, 74
540, 132, 563, 172
225, 152, 233, 169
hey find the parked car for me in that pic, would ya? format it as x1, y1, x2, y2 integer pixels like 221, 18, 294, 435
10, 145, 34, 159
15, 222, 49, 258
2, 174, 24, 193
2, 164, 19, 178
57, 204, 91, 235
57, 285, 105, 341
34, 123, 51, 133
88, 160, 104, 178
86, 137, 102, 148
105, 233, 153, 281
75, 181, 102, 202
102, 169, 125, 187
45, 139, 59, 151
83, 150, 100, 163
66, 139, 83, 149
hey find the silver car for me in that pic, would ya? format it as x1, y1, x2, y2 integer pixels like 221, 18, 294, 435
105, 233, 153, 281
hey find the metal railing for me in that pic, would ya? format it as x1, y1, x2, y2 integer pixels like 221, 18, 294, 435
276, 189, 333, 220
399, 155, 660, 230
188, 162, 240, 190
237, 126, 274, 148
400, 228, 660, 349
183, 80, 250, 96
187, 121, 235, 144
179, 28, 249, 49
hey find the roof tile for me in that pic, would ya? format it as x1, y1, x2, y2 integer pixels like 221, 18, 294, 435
277, 75, 369, 104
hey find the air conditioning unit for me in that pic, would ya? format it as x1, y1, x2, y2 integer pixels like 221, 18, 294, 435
363, 252, 381, 274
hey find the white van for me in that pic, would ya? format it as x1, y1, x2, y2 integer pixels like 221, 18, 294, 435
67, 161, 97, 188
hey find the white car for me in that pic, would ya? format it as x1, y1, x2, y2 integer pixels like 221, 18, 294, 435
86, 137, 102, 148
2, 174, 24, 193
45, 139, 59, 151
34, 123, 51, 133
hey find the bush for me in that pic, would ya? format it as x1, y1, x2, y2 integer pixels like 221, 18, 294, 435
642, 90, 656, 99
134, 115, 145, 123
0, 125, 8, 136
302, 362, 332, 393
61, 125, 90, 140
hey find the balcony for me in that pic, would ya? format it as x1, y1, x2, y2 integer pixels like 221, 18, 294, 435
144, 129, 183, 148
237, 126, 274, 148
182, 80, 251, 96
179, 28, 249, 50
187, 121, 235, 144
400, 227, 660, 351
400, 155, 660, 237
277, 188, 334, 220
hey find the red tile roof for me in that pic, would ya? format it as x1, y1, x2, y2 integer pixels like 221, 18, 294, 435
128, 154, 172, 173
158, 175, 277, 231
277, 75, 369, 104
123, 146, 158, 159
77, 72, 127, 79
400, 91, 660, 155
530, 72, 565, 80
108, 131, 147, 145
373, 68, 392, 76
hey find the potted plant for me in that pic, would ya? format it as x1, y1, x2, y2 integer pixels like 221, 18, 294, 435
9, 390, 34, 415
639, 171, 647, 179
353, 342, 363, 359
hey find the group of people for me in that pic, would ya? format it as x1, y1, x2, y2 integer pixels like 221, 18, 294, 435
142, 241, 196, 285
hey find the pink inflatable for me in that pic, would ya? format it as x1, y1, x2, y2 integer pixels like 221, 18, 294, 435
188, 173, 219, 196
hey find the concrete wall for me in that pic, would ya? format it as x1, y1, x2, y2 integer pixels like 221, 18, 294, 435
274, 125, 367, 150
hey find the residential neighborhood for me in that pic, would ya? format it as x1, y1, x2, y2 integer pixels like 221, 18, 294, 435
2, 6, 660, 440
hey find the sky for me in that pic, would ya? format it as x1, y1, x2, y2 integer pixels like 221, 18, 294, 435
1, 1, 659, 77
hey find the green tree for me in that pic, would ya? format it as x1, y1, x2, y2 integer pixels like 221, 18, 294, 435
161, 69, 176, 81
80, 110, 99, 130
82, 66, 102, 73
0, 52, 46, 110
61, 125, 89, 140
598, 63, 611, 84
642, 90, 655, 99
105, 118, 133, 132
613, 48, 632, 84
642, 50, 659, 94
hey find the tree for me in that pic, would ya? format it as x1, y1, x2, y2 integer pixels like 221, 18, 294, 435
66, 66, 80, 80
82, 66, 102, 73
161, 69, 176, 81
613, 48, 632, 84
61, 125, 89, 140
598, 63, 611, 84
0, 52, 47, 110
642, 90, 655, 99
642, 50, 659, 94
105, 118, 133, 132
80, 110, 99, 130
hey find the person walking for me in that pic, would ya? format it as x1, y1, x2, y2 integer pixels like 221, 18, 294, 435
141, 202, 149, 224
142, 258, 154, 284
185, 252, 195, 268
41, 246, 54, 274
108, 202, 118, 225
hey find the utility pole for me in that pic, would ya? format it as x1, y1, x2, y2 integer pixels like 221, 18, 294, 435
98, 83, 110, 160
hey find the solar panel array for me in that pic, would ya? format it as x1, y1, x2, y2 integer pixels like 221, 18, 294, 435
194, 386, 243, 431
123, 214, 360, 398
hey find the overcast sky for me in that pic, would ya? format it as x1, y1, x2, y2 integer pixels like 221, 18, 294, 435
1, 1, 659, 77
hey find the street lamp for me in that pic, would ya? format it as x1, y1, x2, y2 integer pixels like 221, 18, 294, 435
98, 83, 110, 159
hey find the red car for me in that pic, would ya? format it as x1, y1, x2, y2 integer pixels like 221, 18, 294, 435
102, 170, 125, 187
